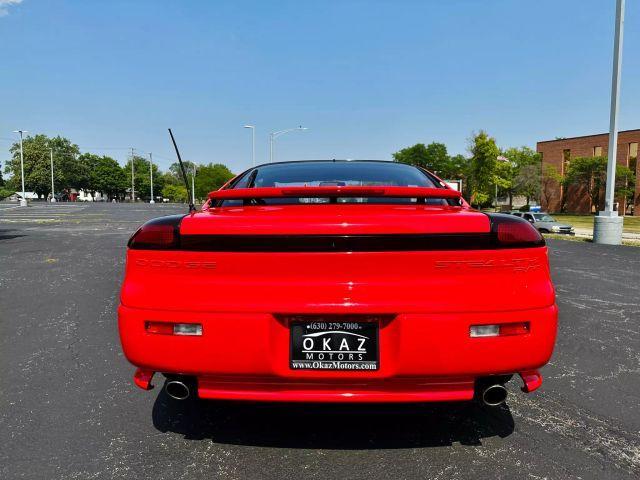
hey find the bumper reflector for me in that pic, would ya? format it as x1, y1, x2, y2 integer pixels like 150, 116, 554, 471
145, 321, 203, 336
470, 322, 530, 338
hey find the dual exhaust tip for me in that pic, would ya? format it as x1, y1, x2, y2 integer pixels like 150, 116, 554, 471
164, 377, 509, 406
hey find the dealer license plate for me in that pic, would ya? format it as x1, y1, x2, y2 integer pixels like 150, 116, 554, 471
290, 320, 379, 371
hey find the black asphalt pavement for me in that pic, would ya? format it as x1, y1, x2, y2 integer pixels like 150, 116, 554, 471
1, 203, 638, 479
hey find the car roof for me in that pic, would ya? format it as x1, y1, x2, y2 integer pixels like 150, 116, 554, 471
251, 159, 395, 169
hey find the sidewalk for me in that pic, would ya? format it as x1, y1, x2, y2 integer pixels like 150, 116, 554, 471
573, 227, 640, 241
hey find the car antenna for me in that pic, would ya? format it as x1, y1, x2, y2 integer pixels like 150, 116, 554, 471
168, 128, 196, 213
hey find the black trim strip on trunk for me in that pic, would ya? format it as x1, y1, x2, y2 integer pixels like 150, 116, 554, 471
178, 233, 540, 252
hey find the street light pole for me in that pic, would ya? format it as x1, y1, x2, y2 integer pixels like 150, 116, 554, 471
269, 126, 307, 163
269, 133, 274, 163
130, 147, 135, 202
50, 148, 56, 202
594, 0, 625, 245
244, 125, 255, 166
148, 152, 155, 204
13, 130, 28, 207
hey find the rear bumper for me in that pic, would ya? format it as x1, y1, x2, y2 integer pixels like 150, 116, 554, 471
134, 370, 543, 402
200, 375, 476, 402
119, 304, 557, 402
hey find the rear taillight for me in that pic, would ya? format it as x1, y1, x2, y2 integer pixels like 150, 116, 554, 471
470, 322, 530, 337
487, 213, 544, 248
128, 215, 184, 250
145, 321, 203, 336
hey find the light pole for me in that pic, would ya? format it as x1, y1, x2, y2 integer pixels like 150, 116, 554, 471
148, 153, 155, 204
13, 130, 28, 207
244, 125, 256, 166
594, 0, 625, 245
269, 126, 307, 163
130, 147, 135, 202
50, 148, 56, 202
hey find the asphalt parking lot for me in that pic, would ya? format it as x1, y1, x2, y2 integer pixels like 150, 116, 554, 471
1, 203, 639, 480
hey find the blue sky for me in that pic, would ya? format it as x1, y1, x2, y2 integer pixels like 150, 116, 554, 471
1, 0, 639, 173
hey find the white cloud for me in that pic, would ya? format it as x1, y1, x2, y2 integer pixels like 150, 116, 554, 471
0, 0, 23, 17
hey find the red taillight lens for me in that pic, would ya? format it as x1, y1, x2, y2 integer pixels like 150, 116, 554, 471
145, 321, 174, 335
145, 321, 203, 336
470, 322, 530, 337
128, 215, 184, 250
487, 213, 544, 248
499, 322, 530, 336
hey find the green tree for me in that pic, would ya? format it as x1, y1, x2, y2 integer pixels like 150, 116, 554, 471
392, 142, 469, 181
467, 131, 501, 207
393, 143, 430, 168
393, 142, 453, 176
169, 161, 196, 183
0, 162, 11, 199
565, 156, 607, 212
194, 163, 234, 199
5, 134, 84, 197
83, 154, 127, 199
161, 184, 188, 203
159, 170, 181, 187
565, 156, 635, 212
444, 154, 468, 180
615, 164, 636, 211
541, 164, 563, 210
78, 153, 102, 194
124, 155, 165, 201
514, 164, 541, 205
503, 147, 542, 206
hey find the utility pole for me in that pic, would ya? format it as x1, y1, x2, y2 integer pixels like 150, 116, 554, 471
50, 148, 56, 202
13, 130, 28, 207
594, 0, 625, 245
130, 147, 135, 202
148, 153, 155, 204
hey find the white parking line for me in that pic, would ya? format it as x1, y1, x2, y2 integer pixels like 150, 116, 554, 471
0, 204, 88, 222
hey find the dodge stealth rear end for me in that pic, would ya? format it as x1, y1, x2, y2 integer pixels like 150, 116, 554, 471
118, 161, 557, 406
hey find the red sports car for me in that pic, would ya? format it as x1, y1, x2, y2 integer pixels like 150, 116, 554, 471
118, 160, 557, 406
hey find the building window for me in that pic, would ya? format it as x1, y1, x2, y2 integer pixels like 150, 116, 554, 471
630, 143, 638, 174
562, 149, 571, 174
593, 146, 603, 156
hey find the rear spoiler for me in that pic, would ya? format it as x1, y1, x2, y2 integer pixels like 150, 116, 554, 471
208, 186, 462, 201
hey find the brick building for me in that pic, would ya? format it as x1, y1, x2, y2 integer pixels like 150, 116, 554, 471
537, 129, 640, 215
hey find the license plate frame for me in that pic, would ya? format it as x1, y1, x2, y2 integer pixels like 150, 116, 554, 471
289, 320, 379, 371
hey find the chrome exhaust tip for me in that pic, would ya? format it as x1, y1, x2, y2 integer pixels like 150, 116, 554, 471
481, 384, 508, 407
165, 380, 190, 400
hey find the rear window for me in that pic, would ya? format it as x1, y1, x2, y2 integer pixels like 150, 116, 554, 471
225, 161, 445, 205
